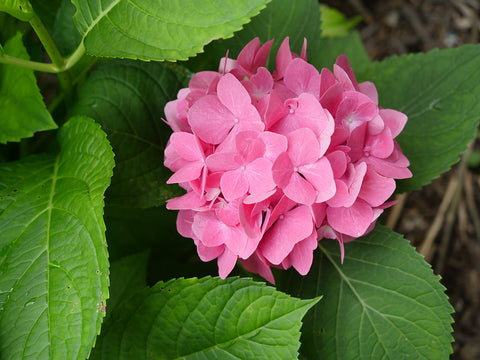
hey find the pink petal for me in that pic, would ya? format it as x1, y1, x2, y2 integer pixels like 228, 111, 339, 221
166, 161, 204, 184
236, 38, 261, 72
358, 81, 378, 104
253, 39, 274, 70
259, 131, 288, 161
206, 152, 239, 172
380, 109, 408, 138
220, 168, 249, 201
188, 95, 235, 144
284, 58, 320, 98
166, 191, 206, 210
245, 158, 276, 195
272, 152, 294, 189
214, 199, 240, 226
366, 127, 394, 159
286, 127, 320, 166
326, 199, 374, 237
286, 230, 318, 275
218, 248, 238, 279
176, 210, 195, 238
326, 150, 348, 178
240, 252, 275, 284
358, 166, 396, 207
258, 90, 289, 130
299, 157, 336, 203
259, 205, 314, 264
283, 172, 317, 205
275, 37, 293, 80
217, 73, 253, 117
164, 98, 190, 132
236, 131, 265, 162
168, 132, 204, 161
197, 242, 224, 262
334, 55, 359, 90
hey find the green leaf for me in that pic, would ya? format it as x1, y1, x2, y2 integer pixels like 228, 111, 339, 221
71, 0, 270, 61
186, 0, 322, 72
0, 0, 34, 21
107, 251, 149, 312
0, 33, 57, 144
29, 0, 62, 32
0, 116, 114, 359
53, 0, 82, 57
91, 277, 319, 360
320, 5, 361, 37
360, 45, 480, 192
277, 226, 454, 359
71, 61, 187, 208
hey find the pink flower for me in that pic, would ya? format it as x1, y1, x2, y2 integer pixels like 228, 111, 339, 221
163, 37, 412, 283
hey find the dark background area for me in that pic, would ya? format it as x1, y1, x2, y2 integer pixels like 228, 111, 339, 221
322, 1, 480, 358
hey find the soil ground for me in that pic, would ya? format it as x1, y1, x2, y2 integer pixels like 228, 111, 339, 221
322, 1, 480, 358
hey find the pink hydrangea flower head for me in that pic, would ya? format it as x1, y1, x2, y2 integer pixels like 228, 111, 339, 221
163, 37, 412, 283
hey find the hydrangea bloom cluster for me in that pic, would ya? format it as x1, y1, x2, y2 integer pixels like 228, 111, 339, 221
163, 38, 412, 283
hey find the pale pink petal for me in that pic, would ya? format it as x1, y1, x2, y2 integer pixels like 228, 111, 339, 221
300, 38, 307, 61
334, 55, 359, 90
219, 57, 237, 74
218, 248, 238, 279
259, 205, 314, 264
286, 127, 320, 166
164, 99, 190, 132
220, 168, 249, 201
239, 202, 263, 238
327, 199, 374, 237
236, 131, 265, 162
188, 95, 235, 144
214, 199, 240, 226
326, 150, 348, 178
189, 71, 221, 92
299, 157, 336, 203
258, 90, 289, 130
366, 127, 394, 159
243, 67, 274, 100
326, 179, 350, 208
168, 132, 204, 161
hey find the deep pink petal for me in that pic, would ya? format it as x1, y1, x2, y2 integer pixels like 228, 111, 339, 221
214, 199, 240, 226
326, 150, 348, 178
236, 131, 265, 162
253, 39, 274, 70
259, 131, 288, 161
220, 168, 249, 201
217, 73, 252, 116
334, 55, 359, 90
326, 199, 374, 237
366, 127, 395, 159
275, 37, 293, 80
258, 90, 290, 130
236, 37, 261, 71
188, 94, 235, 144
259, 205, 314, 264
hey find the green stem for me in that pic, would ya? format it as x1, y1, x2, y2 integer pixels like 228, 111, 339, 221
28, 12, 64, 70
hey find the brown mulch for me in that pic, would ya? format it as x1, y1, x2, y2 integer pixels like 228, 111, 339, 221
323, 1, 480, 358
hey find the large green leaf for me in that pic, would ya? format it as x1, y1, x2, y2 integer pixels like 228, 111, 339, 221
0, 0, 34, 21
29, 0, 62, 32
360, 45, 480, 192
0, 33, 57, 144
71, 61, 187, 208
186, 0, 322, 72
0, 116, 114, 359
91, 277, 319, 360
71, 0, 270, 61
277, 226, 454, 359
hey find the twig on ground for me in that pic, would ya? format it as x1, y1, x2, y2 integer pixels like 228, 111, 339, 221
386, 193, 408, 230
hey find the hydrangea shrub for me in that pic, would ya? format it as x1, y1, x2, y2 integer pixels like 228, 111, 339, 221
2, 0, 479, 358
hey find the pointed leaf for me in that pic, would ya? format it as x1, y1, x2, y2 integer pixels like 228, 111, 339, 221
0, 116, 114, 359
186, 0, 322, 72
90, 277, 319, 360
71, 0, 270, 61
277, 225, 454, 359
0, 33, 57, 143
71, 60, 187, 208
0, 0, 34, 21
360, 45, 480, 192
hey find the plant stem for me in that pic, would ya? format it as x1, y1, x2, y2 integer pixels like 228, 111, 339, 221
28, 12, 64, 70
